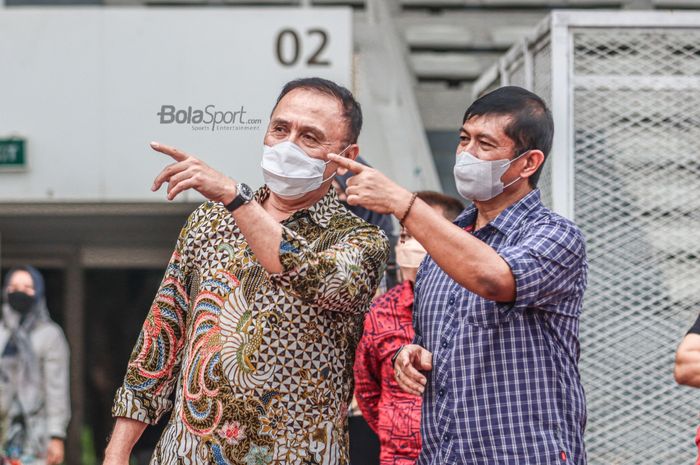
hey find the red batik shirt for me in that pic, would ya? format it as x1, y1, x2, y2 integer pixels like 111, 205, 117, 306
354, 280, 422, 465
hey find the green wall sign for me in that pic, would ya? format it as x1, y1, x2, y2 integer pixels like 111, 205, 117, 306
0, 139, 26, 170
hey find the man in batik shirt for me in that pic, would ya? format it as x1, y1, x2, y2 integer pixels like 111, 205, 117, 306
104, 78, 389, 465
354, 192, 462, 465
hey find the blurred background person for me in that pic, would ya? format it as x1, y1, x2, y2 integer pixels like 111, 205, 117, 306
0, 267, 71, 465
674, 315, 700, 465
354, 191, 463, 465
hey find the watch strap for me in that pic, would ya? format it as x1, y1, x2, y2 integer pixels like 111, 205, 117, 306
225, 184, 251, 212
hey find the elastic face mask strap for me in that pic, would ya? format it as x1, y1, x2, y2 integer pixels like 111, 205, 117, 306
500, 150, 532, 189
503, 176, 523, 189
325, 144, 352, 164
321, 144, 352, 181
322, 172, 337, 183
500, 149, 531, 168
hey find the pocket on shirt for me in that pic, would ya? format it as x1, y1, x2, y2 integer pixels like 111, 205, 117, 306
463, 293, 513, 328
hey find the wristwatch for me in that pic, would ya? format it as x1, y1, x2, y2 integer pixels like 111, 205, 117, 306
225, 182, 254, 212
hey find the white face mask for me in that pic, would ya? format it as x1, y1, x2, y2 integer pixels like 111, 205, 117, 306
453, 150, 528, 201
395, 237, 427, 270
261, 141, 348, 199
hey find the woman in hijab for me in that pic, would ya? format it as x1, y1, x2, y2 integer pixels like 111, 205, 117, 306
0, 267, 70, 465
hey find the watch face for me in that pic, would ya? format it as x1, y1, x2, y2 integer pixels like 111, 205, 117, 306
239, 183, 254, 201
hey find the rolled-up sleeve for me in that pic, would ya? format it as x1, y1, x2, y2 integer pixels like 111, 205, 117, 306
497, 220, 587, 318
269, 224, 389, 313
112, 206, 201, 424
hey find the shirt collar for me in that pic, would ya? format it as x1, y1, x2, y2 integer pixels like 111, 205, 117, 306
454, 189, 542, 235
254, 185, 341, 229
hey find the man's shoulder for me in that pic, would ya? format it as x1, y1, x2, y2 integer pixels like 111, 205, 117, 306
333, 201, 385, 231
32, 320, 69, 353
517, 205, 587, 260
523, 204, 584, 240
195, 200, 230, 219
330, 204, 391, 252
183, 201, 233, 232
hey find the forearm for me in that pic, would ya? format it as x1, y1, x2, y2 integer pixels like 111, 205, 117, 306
232, 201, 284, 274
104, 417, 148, 461
675, 334, 700, 387
401, 197, 515, 301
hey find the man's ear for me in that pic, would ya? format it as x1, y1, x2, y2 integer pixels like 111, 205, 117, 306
335, 144, 359, 176
520, 150, 544, 180
346, 144, 360, 161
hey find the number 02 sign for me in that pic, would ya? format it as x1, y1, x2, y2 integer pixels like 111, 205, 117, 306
275, 28, 331, 67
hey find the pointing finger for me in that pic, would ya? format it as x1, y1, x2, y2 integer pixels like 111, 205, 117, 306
150, 141, 189, 162
328, 153, 365, 175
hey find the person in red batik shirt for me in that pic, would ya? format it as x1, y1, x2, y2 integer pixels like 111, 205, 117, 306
354, 191, 463, 465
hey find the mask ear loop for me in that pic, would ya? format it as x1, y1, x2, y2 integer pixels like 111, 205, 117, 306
322, 144, 352, 182
499, 149, 531, 168
500, 149, 532, 188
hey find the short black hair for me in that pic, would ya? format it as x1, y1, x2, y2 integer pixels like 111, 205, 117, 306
273, 77, 363, 145
463, 86, 553, 187
416, 191, 464, 221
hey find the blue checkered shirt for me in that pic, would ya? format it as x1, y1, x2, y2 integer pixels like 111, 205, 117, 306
413, 189, 588, 465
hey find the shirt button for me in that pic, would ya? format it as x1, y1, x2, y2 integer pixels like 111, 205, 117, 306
448, 296, 456, 305
443, 432, 451, 442
438, 388, 445, 397
441, 340, 448, 348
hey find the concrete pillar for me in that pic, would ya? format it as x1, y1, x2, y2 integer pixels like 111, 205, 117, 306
64, 249, 84, 465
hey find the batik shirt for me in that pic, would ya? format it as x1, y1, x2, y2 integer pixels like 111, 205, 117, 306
354, 280, 422, 465
414, 189, 588, 465
112, 186, 389, 465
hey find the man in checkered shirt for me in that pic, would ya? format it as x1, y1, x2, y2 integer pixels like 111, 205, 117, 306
330, 86, 589, 464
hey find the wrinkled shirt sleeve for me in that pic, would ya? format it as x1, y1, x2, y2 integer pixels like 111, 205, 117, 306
269, 224, 389, 313
497, 220, 587, 318
112, 206, 201, 424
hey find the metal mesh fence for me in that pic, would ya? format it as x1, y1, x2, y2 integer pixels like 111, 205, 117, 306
573, 28, 700, 464
472, 15, 700, 463
573, 29, 700, 76
507, 56, 527, 88
533, 37, 553, 208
